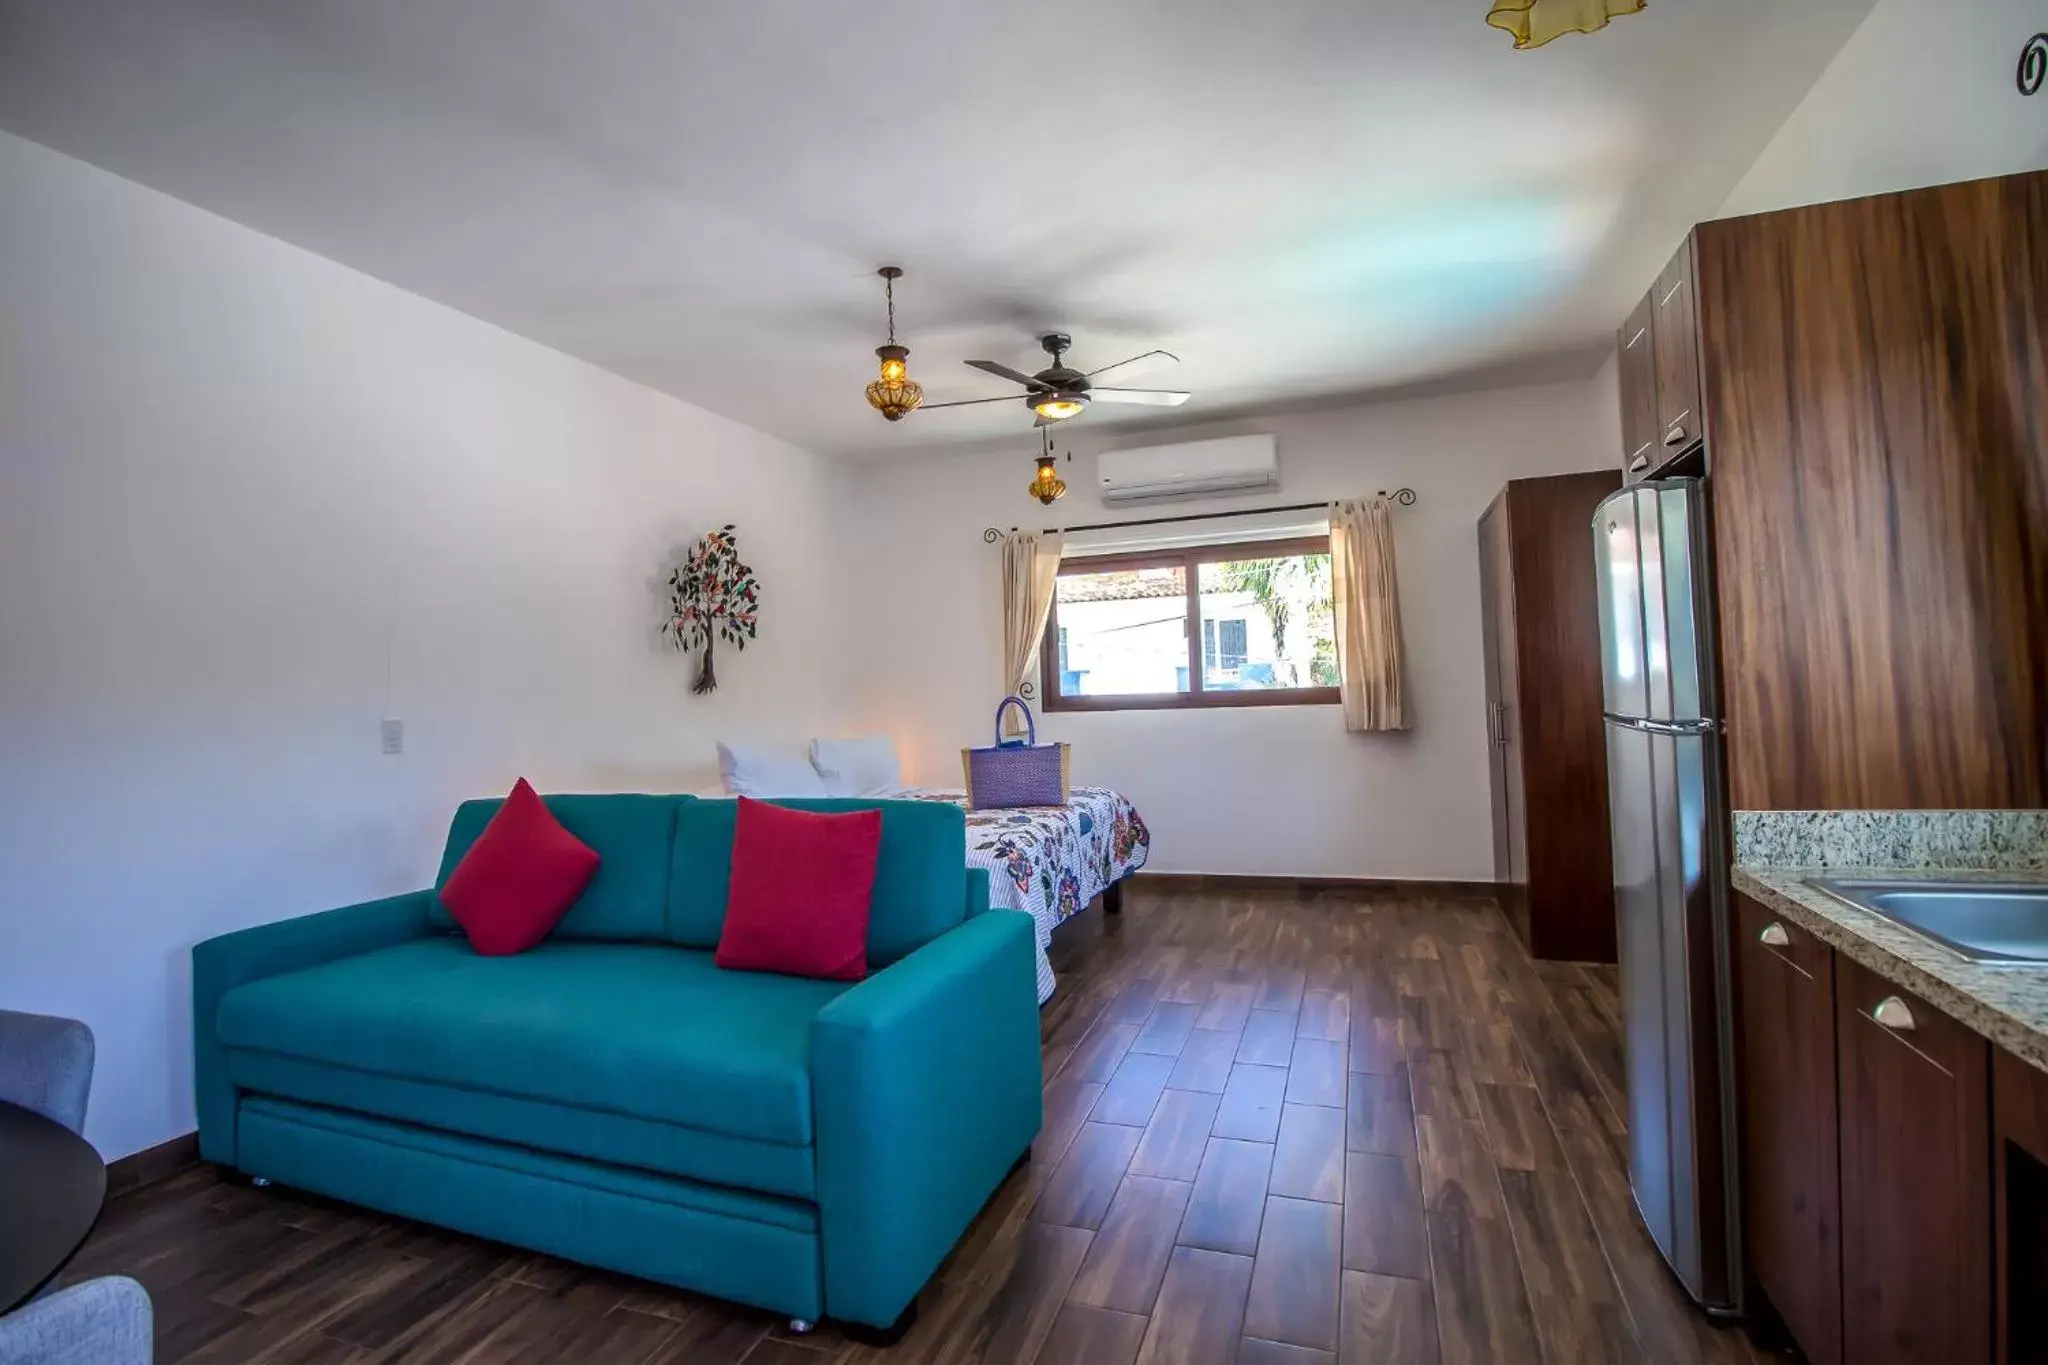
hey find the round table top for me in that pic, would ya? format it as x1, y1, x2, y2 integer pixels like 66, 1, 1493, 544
0, 1100, 105, 1314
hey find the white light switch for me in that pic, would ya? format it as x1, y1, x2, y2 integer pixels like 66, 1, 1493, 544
381, 718, 404, 755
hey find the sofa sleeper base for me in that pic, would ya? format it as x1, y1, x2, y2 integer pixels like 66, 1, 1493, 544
235, 1096, 824, 1322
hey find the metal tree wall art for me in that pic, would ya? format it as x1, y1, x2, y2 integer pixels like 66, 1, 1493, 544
663, 525, 759, 694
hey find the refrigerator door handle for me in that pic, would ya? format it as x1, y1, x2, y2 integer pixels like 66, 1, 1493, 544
1603, 711, 1722, 737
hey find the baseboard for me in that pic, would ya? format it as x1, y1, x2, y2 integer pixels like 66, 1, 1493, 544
106, 1131, 200, 1199
1129, 872, 1502, 898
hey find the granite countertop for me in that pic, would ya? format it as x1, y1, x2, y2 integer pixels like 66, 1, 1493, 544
1732, 864, 2048, 1073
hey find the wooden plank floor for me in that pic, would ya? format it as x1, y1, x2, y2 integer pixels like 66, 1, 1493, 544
66, 884, 1777, 1364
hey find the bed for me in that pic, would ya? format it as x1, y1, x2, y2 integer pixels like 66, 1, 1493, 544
899, 786, 1151, 1003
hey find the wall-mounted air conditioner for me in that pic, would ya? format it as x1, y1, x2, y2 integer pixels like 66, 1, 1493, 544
1096, 434, 1279, 505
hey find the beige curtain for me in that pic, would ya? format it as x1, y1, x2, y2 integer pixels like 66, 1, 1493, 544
1485, 0, 1645, 50
1329, 498, 1408, 733
999, 530, 1064, 734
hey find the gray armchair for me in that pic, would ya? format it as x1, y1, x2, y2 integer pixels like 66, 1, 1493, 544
0, 1011, 94, 1134
0, 1012, 150, 1365
0, 1279, 151, 1365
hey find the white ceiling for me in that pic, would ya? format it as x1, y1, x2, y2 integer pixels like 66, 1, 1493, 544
0, 0, 1877, 459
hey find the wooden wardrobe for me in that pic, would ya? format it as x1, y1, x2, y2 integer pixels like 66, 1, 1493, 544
1477, 469, 1621, 963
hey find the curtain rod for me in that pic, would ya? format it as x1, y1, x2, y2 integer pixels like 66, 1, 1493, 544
980, 488, 1415, 544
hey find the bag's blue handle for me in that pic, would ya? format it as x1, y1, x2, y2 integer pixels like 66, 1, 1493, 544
994, 694, 1036, 747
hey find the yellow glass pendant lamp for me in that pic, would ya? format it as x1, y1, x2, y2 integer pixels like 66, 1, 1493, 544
1486, 0, 1645, 50
864, 266, 924, 421
1027, 430, 1068, 505
1027, 453, 1067, 506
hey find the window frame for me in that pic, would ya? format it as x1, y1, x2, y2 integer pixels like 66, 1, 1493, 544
1039, 534, 1342, 712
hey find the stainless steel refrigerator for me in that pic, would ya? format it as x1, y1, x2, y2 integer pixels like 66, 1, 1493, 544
1592, 476, 1741, 1314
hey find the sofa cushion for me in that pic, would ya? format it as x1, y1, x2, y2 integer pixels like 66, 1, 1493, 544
215, 938, 851, 1149
670, 799, 967, 966
717, 799, 881, 982
440, 778, 601, 955
432, 793, 687, 941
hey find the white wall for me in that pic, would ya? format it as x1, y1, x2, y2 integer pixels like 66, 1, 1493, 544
845, 380, 1617, 881
0, 131, 848, 1160
1722, 0, 2048, 216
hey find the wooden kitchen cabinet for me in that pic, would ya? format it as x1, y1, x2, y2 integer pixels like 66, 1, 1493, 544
1616, 291, 1658, 481
1733, 893, 1842, 1365
1994, 1048, 2048, 1364
1696, 171, 2048, 811
1609, 172, 2048, 811
1649, 239, 1703, 452
1612, 238, 1704, 483
1836, 954, 1991, 1365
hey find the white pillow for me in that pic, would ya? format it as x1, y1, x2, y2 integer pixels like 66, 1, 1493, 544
809, 734, 903, 797
717, 741, 830, 799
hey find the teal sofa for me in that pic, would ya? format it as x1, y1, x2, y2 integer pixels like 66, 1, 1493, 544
191, 794, 1043, 1338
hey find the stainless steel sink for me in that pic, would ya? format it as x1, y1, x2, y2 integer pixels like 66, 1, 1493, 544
1807, 878, 2048, 965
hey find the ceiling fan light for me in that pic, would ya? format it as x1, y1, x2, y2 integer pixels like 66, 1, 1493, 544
1033, 395, 1086, 421
1028, 455, 1068, 505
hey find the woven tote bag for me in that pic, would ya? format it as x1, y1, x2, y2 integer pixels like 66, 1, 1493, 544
961, 696, 1070, 810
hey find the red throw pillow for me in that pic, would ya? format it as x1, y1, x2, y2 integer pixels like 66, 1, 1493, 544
715, 797, 882, 981
440, 778, 601, 956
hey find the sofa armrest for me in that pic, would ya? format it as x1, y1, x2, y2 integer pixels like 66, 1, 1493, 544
810, 907, 1041, 1329
191, 891, 434, 1164
963, 866, 992, 919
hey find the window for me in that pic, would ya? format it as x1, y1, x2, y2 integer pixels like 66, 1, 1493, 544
1203, 617, 1248, 678
1042, 536, 1340, 710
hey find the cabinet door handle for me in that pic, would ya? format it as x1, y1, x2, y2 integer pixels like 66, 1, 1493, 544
1660, 277, 1688, 308
1759, 923, 1790, 947
1627, 447, 1652, 473
1663, 425, 1688, 447
1492, 702, 1509, 748
1871, 996, 1917, 1031
1625, 326, 1648, 350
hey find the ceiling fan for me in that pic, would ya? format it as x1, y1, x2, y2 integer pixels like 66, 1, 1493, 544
922, 334, 1191, 426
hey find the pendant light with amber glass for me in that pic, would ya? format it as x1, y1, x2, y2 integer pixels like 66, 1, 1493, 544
864, 266, 923, 421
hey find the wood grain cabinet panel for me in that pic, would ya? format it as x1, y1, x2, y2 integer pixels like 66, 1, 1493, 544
1836, 955, 1991, 1365
1994, 1048, 2048, 1365
1696, 171, 2048, 810
1732, 893, 1841, 1365
1476, 471, 1619, 962
1616, 291, 1659, 481
1649, 241, 1703, 454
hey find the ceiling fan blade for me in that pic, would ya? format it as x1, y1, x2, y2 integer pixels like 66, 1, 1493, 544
965, 359, 1053, 391
918, 396, 1020, 411
1089, 388, 1192, 406
1084, 349, 1179, 384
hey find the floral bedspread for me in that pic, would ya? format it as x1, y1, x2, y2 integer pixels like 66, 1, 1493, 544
900, 786, 1150, 1003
